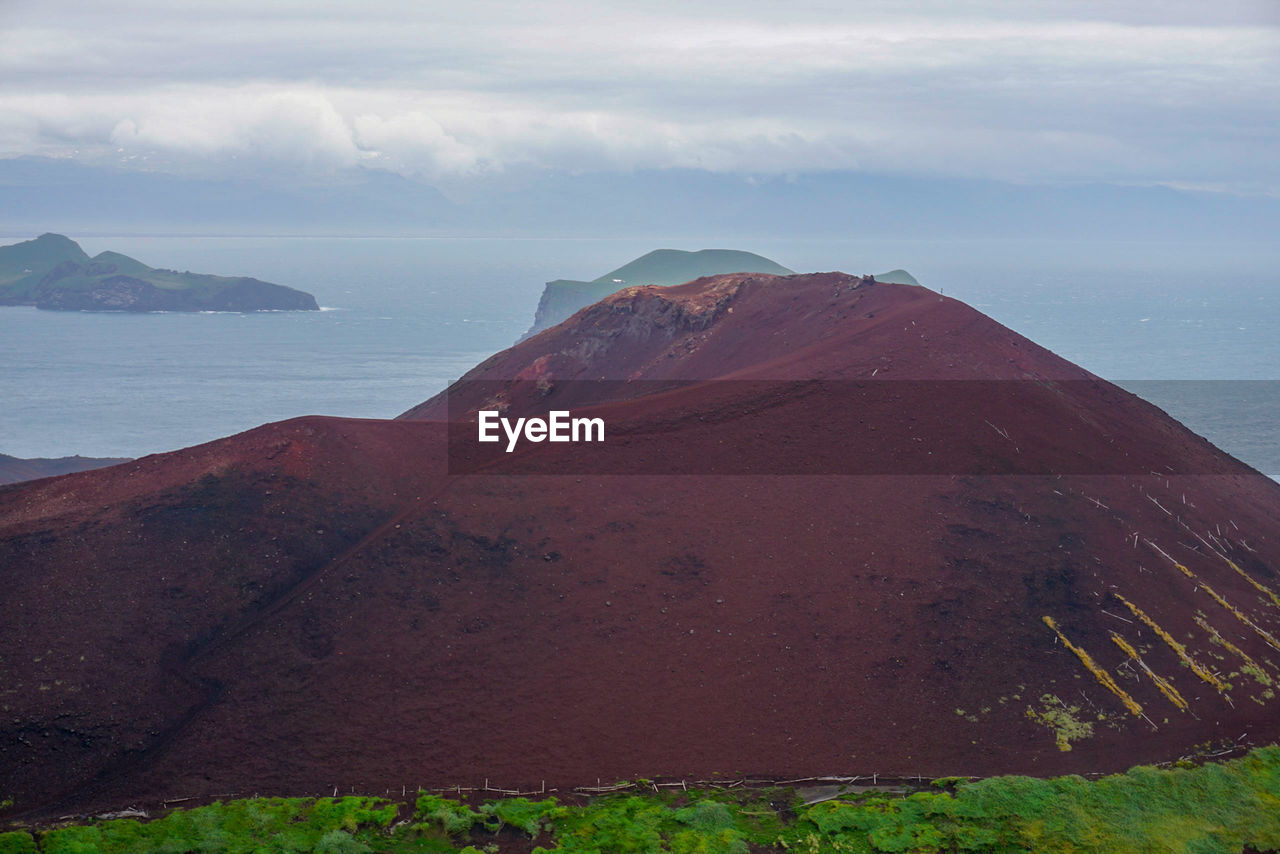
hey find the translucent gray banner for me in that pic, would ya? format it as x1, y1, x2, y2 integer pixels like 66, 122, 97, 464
443, 380, 1279, 476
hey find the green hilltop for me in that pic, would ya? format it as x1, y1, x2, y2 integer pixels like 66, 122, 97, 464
870, 268, 919, 285
601, 248, 794, 284
0, 233, 318, 312
523, 248, 919, 338
0, 232, 88, 278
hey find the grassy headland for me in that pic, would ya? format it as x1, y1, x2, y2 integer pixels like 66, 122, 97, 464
0, 233, 317, 311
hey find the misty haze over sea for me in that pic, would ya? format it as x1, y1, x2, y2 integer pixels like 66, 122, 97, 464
1, 234, 1276, 476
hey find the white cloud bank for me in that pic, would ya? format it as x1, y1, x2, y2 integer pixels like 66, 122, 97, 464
0, 0, 1277, 192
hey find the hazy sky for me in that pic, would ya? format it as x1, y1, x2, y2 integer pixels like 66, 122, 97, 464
2, 0, 1277, 194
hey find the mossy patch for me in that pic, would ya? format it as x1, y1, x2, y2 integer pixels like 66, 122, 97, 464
1025, 693, 1094, 751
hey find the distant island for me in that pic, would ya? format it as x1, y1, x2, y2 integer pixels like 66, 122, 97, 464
0, 233, 319, 311
0, 452, 130, 485
522, 247, 918, 337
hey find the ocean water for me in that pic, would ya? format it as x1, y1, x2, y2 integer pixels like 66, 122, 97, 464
1, 235, 1277, 474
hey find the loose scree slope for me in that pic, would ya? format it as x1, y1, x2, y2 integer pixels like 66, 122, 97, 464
2, 272, 1279, 816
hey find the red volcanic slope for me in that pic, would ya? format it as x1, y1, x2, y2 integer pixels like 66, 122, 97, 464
3, 273, 1280, 817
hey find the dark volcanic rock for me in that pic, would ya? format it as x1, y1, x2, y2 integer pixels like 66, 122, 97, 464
3, 273, 1280, 818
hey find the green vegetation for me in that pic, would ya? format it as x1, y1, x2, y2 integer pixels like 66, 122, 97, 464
414, 794, 482, 835
868, 269, 919, 286
0, 831, 37, 854
595, 249, 794, 287
0, 233, 317, 311
480, 797, 563, 836
783, 752, 1280, 853
1024, 693, 1096, 751
7, 746, 1280, 853
544, 792, 778, 854
29, 798, 395, 854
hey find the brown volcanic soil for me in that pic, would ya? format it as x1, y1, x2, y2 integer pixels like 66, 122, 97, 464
3, 273, 1280, 817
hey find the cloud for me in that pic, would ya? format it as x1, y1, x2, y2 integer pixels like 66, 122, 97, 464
108, 90, 360, 170
0, 0, 1276, 192
352, 112, 478, 177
